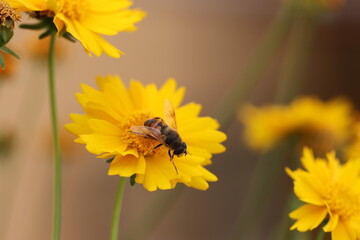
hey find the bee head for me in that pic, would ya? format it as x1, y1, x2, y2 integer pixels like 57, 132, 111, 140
173, 142, 187, 157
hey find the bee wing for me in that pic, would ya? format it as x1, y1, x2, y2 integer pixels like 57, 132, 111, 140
164, 99, 178, 130
130, 126, 165, 143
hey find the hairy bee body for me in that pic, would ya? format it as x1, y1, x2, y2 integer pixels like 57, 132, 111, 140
130, 99, 187, 173
144, 117, 187, 157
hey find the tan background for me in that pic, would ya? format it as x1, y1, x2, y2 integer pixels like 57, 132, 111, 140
0, 0, 360, 239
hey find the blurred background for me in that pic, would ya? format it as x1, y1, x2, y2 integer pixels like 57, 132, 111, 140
0, 0, 360, 239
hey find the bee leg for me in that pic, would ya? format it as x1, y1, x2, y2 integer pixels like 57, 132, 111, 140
168, 150, 174, 160
167, 150, 178, 174
144, 143, 163, 156
172, 161, 179, 175
152, 143, 163, 150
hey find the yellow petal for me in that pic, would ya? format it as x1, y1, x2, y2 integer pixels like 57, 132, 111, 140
179, 116, 220, 132
96, 75, 134, 114
9, 0, 46, 11
187, 145, 212, 159
80, 134, 127, 155
301, 147, 316, 171
159, 78, 185, 109
176, 102, 202, 119
88, 119, 121, 135
184, 177, 209, 191
65, 114, 92, 136
182, 130, 227, 144
129, 80, 146, 110
108, 154, 146, 177
323, 213, 339, 232
88, 0, 133, 12
292, 171, 325, 205
289, 204, 327, 231
331, 220, 353, 240
81, 9, 145, 35
198, 166, 218, 182
142, 154, 178, 191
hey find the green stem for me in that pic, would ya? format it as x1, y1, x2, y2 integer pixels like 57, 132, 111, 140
217, 2, 298, 130
275, 10, 318, 104
124, 187, 184, 240
232, 141, 293, 239
315, 230, 325, 240
110, 177, 126, 240
48, 32, 61, 240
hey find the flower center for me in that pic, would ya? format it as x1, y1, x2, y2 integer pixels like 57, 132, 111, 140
119, 111, 166, 157
55, 0, 87, 20
0, 0, 21, 27
324, 183, 360, 219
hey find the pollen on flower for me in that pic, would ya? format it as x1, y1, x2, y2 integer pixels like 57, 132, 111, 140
0, 0, 21, 27
324, 183, 360, 218
119, 111, 166, 157
56, 0, 87, 20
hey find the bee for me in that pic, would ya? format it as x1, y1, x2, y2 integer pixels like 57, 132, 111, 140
130, 99, 187, 173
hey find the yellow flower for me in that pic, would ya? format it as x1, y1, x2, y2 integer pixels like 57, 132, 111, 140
343, 120, 360, 160
65, 76, 226, 191
239, 97, 353, 153
286, 148, 360, 240
11, 0, 145, 57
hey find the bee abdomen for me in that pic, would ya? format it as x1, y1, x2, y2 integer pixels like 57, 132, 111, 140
144, 117, 163, 128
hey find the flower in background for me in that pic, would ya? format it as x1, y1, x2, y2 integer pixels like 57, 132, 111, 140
239, 97, 353, 154
286, 148, 360, 240
11, 0, 145, 58
0, 51, 16, 77
343, 117, 360, 160
0, 128, 15, 158
28, 34, 66, 60
66, 76, 226, 191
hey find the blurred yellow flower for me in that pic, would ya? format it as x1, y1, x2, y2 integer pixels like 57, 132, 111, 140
65, 76, 226, 191
343, 120, 360, 160
239, 97, 353, 153
286, 148, 360, 240
11, 0, 145, 57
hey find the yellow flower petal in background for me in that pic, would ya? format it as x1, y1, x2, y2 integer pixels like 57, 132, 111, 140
239, 96, 353, 154
66, 76, 226, 191
289, 204, 327, 231
12, 0, 145, 57
287, 147, 360, 238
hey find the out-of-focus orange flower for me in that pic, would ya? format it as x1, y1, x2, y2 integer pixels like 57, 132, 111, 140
0, 128, 15, 157
43, 125, 83, 161
0, 52, 17, 78
29, 35, 66, 60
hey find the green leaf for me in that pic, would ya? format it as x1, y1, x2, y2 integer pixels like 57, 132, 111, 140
19, 21, 47, 30
105, 157, 115, 163
39, 28, 55, 39
62, 32, 76, 43
0, 54, 5, 69
130, 174, 136, 186
0, 46, 19, 59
